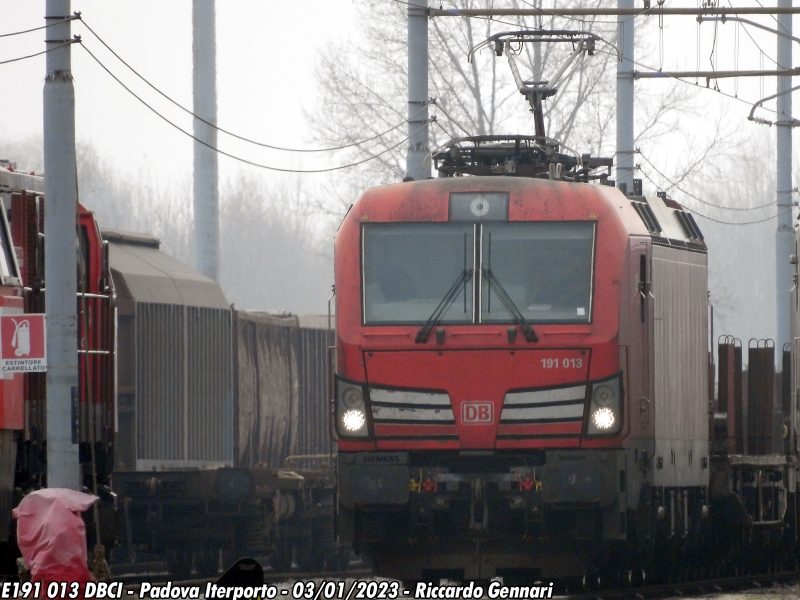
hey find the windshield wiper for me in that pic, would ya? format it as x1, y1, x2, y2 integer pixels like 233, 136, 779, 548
483, 269, 539, 342
416, 269, 474, 343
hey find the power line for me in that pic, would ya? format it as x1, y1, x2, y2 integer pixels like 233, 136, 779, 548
0, 40, 77, 65
81, 43, 416, 174
0, 16, 75, 38
638, 154, 796, 225
434, 102, 473, 136
639, 152, 778, 211
79, 19, 420, 154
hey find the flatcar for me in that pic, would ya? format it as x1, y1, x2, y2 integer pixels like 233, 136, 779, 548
331, 140, 729, 583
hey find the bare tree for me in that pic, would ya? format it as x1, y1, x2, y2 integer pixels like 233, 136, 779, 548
1, 136, 333, 314
306, 0, 724, 217
219, 173, 333, 314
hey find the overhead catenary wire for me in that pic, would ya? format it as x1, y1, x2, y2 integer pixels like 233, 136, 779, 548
517, 0, 621, 25
719, 2, 780, 66
393, 0, 528, 29
594, 47, 784, 118
79, 19, 421, 154
81, 43, 418, 174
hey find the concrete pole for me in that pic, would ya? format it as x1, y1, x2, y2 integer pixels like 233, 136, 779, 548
193, 0, 219, 281
406, 0, 430, 181
616, 0, 635, 193
44, 0, 80, 490
776, 0, 793, 350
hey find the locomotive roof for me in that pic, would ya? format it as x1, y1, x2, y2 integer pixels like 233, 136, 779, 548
353, 177, 705, 252
103, 228, 230, 313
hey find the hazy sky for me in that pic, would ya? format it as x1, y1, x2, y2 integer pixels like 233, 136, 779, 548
0, 1, 793, 180
1, 1, 797, 332
1, 1, 357, 177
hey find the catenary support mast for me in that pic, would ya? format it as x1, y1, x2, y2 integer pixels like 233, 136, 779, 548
616, 0, 635, 192
776, 0, 793, 349
406, 0, 430, 181
775, 0, 794, 349
44, 0, 80, 489
193, 0, 219, 281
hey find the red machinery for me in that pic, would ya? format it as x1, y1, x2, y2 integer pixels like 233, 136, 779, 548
333, 166, 714, 583
0, 166, 115, 576
0, 168, 29, 574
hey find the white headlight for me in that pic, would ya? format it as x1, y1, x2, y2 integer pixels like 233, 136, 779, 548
593, 385, 614, 407
342, 409, 367, 432
342, 387, 364, 408
591, 407, 615, 430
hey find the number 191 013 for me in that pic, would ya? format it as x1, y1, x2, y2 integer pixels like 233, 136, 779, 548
541, 358, 583, 369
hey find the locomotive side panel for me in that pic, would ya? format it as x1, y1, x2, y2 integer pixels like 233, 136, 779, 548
618, 236, 653, 440
651, 245, 709, 487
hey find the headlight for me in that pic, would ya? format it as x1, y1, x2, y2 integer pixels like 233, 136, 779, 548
591, 406, 615, 430
336, 376, 370, 438
342, 387, 364, 408
587, 374, 622, 436
593, 385, 614, 406
342, 409, 367, 432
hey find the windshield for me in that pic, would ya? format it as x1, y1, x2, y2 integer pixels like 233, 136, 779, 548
482, 222, 595, 323
362, 221, 595, 325
363, 224, 474, 324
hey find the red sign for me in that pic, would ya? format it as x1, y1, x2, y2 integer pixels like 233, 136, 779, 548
461, 401, 494, 425
0, 314, 46, 373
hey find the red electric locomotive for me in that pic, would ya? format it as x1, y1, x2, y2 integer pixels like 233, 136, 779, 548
333, 29, 715, 584
333, 143, 711, 582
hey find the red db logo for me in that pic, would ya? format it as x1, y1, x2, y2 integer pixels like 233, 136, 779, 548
461, 401, 494, 425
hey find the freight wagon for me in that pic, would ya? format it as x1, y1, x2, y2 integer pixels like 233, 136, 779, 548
1, 165, 343, 578
105, 229, 340, 575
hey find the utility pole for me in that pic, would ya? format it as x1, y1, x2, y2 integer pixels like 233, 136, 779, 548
776, 0, 793, 349
406, 0, 430, 181
44, 0, 79, 490
193, 0, 218, 281
616, 0, 635, 193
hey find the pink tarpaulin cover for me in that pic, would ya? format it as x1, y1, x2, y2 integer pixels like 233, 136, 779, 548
12, 488, 96, 584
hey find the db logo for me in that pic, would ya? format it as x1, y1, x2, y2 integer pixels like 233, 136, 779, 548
461, 401, 494, 425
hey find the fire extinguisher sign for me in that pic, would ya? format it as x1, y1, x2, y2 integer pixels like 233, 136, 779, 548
0, 314, 46, 372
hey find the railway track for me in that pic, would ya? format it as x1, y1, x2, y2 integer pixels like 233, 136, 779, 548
115, 564, 372, 590
551, 571, 799, 599
112, 560, 799, 600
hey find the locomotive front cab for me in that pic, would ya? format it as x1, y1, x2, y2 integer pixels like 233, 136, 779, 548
333, 177, 653, 581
